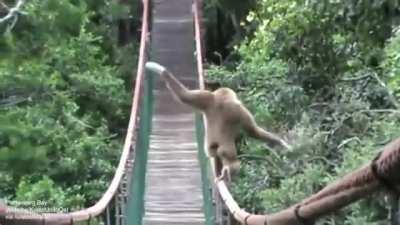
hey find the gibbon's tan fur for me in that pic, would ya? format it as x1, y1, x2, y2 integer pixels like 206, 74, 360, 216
146, 62, 291, 181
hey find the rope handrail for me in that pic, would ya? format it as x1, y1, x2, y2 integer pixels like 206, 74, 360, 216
1, 0, 150, 223
193, 0, 204, 91
193, 1, 400, 225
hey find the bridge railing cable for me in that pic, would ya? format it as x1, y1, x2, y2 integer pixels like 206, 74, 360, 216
192, 1, 400, 225
0, 0, 150, 224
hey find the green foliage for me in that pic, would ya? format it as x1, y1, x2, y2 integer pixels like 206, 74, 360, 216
383, 29, 400, 100
15, 176, 67, 208
0, 0, 138, 210
206, 0, 400, 223
261, 164, 327, 212
238, 0, 399, 96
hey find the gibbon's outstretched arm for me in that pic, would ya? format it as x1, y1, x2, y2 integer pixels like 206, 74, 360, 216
239, 105, 292, 150
146, 62, 213, 110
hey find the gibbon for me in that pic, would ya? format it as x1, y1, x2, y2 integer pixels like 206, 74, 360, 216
146, 62, 291, 181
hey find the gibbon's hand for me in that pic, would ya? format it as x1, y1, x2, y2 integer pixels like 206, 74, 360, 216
281, 140, 293, 151
264, 139, 292, 152
145, 61, 166, 75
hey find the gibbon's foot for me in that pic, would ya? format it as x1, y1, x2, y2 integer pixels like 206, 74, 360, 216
217, 167, 231, 183
145, 61, 166, 75
216, 173, 225, 182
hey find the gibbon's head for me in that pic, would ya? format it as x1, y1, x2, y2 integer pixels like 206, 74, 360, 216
213, 87, 238, 99
145, 61, 166, 75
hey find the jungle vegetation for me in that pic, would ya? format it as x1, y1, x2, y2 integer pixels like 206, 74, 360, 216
205, 0, 400, 224
0, 0, 139, 210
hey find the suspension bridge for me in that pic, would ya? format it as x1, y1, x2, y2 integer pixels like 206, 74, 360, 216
1, 0, 400, 225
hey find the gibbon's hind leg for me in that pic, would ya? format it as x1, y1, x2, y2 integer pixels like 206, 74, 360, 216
239, 104, 292, 150
218, 166, 231, 183
212, 153, 231, 183
214, 159, 231, 183
145, 61, 214, 110
216, 144, 240, 183
217, 159, 240, 183
214, 156, 223, 179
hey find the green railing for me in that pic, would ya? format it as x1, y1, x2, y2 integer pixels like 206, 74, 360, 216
196, 114, 216, 225
125, 72, 154, 225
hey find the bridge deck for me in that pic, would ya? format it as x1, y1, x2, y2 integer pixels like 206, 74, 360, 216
142, 0, 206, 224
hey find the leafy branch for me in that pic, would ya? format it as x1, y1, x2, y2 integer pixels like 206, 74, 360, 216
340, 71, 400, 109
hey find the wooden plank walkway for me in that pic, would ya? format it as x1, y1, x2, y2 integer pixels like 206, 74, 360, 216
142, 0, 206, 224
